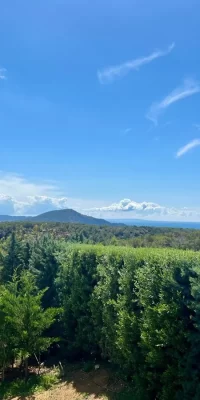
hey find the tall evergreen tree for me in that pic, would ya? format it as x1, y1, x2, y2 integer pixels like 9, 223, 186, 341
0, 271, 59, 378
29, 235, 59, 308
1, 233, 22, 283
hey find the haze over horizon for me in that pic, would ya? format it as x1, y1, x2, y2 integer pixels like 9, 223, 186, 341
1, 1, 200, 222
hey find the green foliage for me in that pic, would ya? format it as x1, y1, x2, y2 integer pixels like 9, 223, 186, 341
113, 390, 137, 400
0, 270, 59, 377
82, 360, 94, 372
57, 245, 200, 399
29, 235, 60, 308
0, 372, 59, 399
2, 220, 200, 250
0, 300, 16, 381
1, 233, 22, 283
2, 232, 200, 399
56, 246, 99, 355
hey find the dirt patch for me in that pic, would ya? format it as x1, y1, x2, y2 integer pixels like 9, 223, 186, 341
11, 366, 126, 400
12, 382, 83, 400
71, 368, 125, 393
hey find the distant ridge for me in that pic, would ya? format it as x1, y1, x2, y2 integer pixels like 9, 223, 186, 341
0, 215, 27, 222
31, 209, 112, 225
0, 209, 117, 226
108, 218, 200, 229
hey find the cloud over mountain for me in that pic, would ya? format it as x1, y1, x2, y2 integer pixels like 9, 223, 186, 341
88, 198, 200, 220
0, 173, 68, 215
0, 194, 68, 216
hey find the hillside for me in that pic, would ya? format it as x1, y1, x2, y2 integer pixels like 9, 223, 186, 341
31, 208, 113, 225
0, 209, 113, 225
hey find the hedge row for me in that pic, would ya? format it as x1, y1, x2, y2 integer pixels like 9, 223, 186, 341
56, 245, 200, 399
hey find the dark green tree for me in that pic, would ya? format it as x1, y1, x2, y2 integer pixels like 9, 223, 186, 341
1, 233, 22, 283
29, 235, 59, 308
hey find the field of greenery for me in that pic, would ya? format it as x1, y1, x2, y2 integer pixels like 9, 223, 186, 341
1, 232, 200, 399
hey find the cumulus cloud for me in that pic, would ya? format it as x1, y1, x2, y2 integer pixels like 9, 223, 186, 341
88, 198, 200, 221
0, 194, 68, 216
15, 196, 68, 215
98, 43, 175, 84
92, 198, 161, 213
147, 79, 200, 125
1, 173, 200, 221
0, 195, 17, 215
0, 173, 68, 215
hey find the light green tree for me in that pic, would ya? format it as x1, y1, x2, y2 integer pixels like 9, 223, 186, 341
0, 305, 16, 381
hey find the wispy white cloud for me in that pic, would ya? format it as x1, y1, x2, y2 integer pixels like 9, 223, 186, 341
97, 43, 175, 84
0, 172, 57, 199
87, 198, 200, 221
147, 79, 200, 125
122, 127, 132, 135
176, 139, 200, 158
0, 68, 6, 80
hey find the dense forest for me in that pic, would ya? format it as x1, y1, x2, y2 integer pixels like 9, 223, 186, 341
1, 221, 200, 250
1, 229, 200, 398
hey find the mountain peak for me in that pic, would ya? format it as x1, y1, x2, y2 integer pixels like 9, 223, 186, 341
0, 208, 113, 226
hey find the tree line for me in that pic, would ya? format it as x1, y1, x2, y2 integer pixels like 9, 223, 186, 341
1, 233, 200, 398
1, 221, 200, 250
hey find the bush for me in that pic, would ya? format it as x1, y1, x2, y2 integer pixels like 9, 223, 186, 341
0, 372, 59, 399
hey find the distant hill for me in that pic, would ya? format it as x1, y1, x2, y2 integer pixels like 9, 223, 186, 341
0, 215, 27, 222
0, 209, 114, 226
31, 209, 112, 225
108, 218, 200, 229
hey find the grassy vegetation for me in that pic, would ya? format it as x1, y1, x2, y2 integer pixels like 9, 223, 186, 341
0, 372, 59, 399
0, 364, 135, 400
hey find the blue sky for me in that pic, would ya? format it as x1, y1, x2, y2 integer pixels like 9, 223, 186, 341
1, 0, 200, 220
